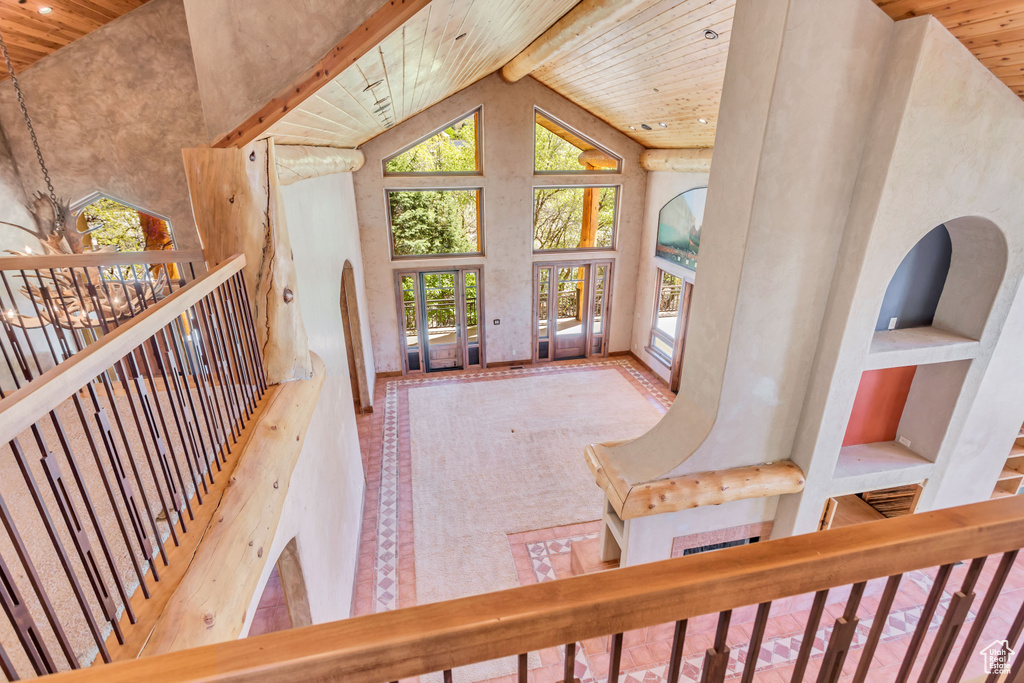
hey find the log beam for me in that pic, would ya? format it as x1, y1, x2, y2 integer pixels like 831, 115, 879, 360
640, 148, 714, 173
500, 0, 643, 83
182, 141, 313, 384
275, 145, 365, 185
586, 444, 805, 519
578, 149, 617, 169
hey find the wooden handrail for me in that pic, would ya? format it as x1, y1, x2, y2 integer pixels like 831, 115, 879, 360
0, 249, 205, 270
45, 495, 1024, 683
0, 254, 245, 446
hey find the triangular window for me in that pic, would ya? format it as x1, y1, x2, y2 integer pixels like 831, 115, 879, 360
384, 108, 481, 175
534, 108, 621, 173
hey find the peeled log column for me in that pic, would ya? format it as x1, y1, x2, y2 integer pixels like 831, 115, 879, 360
640, 148, 713, 173
275, 145, 365, 185
182, 141, 313, 384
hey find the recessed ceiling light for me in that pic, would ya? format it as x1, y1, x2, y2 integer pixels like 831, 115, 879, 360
658, 123, 668, 128
38, 6, 52, 13
363, 80, 383, 91
640, 123, 652, 130
703, 29, 718, 40
628, 126, 636, 130
456, 33, 467, 40
697, 118, 709, 124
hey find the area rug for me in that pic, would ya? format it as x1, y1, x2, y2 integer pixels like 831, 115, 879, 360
408, 367, 664, 681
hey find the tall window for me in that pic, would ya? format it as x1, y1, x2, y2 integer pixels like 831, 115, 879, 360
387, 189, 481, 258
384, 109, 481, 175
533, 186, 617, 251
650, 269, 684, 365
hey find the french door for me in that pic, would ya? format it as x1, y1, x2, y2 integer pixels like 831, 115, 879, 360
533, 260, 612, 363
395, 268, 483, 374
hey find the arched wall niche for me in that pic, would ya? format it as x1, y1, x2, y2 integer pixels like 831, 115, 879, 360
874, 216, 1007, 342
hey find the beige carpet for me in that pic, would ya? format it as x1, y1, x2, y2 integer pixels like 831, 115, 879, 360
409, 368, 663, 681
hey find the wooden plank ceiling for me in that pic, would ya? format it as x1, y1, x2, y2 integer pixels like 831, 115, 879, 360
264, 0, 579, 148
531, 0, 734, 149
875, 0, 1024, 99
0, 0, 148, 76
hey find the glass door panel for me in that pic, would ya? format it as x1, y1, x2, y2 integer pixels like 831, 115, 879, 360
536, 266, 553, 361
590, 264, 607, 355
400, 274, 422, 372
534, 260, 612, 363
422, 272, 461, 371
554, 267, 587, 360
464, 270, 480, 367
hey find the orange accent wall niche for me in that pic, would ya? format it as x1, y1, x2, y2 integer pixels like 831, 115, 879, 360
843, 366, 917, 447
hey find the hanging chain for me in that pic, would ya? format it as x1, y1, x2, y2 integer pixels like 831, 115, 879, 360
0, 25, 62, 228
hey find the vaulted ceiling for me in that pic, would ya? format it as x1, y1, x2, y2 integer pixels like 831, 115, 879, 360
0, 0, 148, 76
874, 0, 1024, 99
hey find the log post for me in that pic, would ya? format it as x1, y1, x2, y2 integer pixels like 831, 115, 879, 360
182, 141, 313, 384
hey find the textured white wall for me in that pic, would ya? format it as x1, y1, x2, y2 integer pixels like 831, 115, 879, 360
630, 171, 710, 383
244, 172, 370, 630
353, 74, 649, 371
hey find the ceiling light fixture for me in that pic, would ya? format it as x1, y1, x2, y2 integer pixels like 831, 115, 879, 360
658, 123, 668, 128
38, 6, 52, 13
456, 33, 467, 40
703, 28, 718, 40
374, 96, 390, 105
697, 118, 709, 124
640, 123, 652, 130
628, 126, 636, 130
363, 80, 383, 91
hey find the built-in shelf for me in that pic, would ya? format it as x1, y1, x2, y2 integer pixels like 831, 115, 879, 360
865, 326, 979, 370
832, 441, 933, 495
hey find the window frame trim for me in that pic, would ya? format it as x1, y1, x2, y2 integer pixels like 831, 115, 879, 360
531, 183, 621, 254
532, 106, 623, 175
385, 186, 486, 261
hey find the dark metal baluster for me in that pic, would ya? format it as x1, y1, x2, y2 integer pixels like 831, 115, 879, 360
608, 633, 624, 683
563, 642, 576, 683
215, 284, 254, 417
159, 324, 212, 492
667, 620, 688, 683
224, 279, 262, 404
442, 669, 453, 683
0, 484, 76, 668
854, 574, 902, 683
896, 564, 953, 683
0, 639, 16, 681
17, 269, 60, 368
520, 652, 529, 683
8, 437, 111, 662
948, 551, 1018, 682
919, 556, 987, 682
231, 272, 266, 394
988, 596, 1024, 683
83, 278, 172, 564
123, 351, 188, 534
701, 610, 732, 683
791, 590, 829, 682
0, 521, 56, 675
186, 306, 232, 461
741, 602, 772, 683
195, 296, 241, 444
205, 292, 247, 429
817, 582, 866, 683
0, 271, 44, 378
174, 313, 226, 471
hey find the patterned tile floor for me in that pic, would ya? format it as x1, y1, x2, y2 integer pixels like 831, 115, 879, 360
352, 358, 1024, 682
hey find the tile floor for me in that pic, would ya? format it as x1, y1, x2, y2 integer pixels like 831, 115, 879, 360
248, 565, 292, 637
351, 358, 1024, 682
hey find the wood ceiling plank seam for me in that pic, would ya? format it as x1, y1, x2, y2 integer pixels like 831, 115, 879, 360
969, 37, 1024, 59
877, 0, 1013, 22
0, 29, 65, 54
414, 0, 478, 120
536, 0, 735, 85
314, 79, 381, 130
980, 50, 1024, 67
0, 17, 85, 44
530, 0, 700, 80
353, 50, 394, 130
409, 0, 462, 116
567, 57, 729, 104
407, 2, 437, 124
960, 24, 1024, 48
301, 92, 372, 132
0, 12, 97, 41
987, 62, 1024, 77
57, 0, 123, 23
332, 69, 391, 135
930, 0, 1024, 27
558, 36, 730, 99
947, 10, 1024, 40
401, 9, 432, 136
14, 6, 104, 34
268, 119, 363, 140
539, 3, 735, 89
273, 108, 364, 137
377, 45, 400, 131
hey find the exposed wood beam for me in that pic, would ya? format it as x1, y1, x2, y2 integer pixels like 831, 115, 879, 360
213, 0, 433, 149
578, 149, 617, 169
274, 145, 366, 185
641, 148, 714, 173
500, 0, 645, 84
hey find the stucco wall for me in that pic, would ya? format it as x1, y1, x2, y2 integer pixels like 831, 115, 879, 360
244, 172, 370, 630
630, 170, 710, 383
353, 74, 648, 372
0, 0, 208, 249
182, 0, 384, 142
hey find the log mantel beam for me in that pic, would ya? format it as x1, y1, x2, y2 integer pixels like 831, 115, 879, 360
500, 0, 644, 84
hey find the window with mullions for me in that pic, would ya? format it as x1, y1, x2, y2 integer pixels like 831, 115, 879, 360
533, 186, 617, 251
387, 189, 482, 258
650, 269, 684, 365
384, 109, 481, 175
